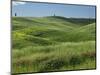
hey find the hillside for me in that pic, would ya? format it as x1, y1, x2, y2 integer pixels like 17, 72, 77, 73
12, 16, 96, 74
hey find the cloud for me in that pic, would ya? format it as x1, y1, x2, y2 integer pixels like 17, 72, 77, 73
12, 1, 26, 6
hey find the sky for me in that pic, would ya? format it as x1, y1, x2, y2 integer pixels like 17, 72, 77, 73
12, 1, 96, 18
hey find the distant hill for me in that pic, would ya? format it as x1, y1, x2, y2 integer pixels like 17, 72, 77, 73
12, 16, 96, 48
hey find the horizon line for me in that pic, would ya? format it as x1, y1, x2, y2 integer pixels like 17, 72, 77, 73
12, 15, 96, 19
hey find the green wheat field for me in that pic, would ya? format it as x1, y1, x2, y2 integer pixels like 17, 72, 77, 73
12, 16, 96, 74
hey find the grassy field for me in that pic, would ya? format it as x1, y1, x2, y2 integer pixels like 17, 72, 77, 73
12, 16, 96, 74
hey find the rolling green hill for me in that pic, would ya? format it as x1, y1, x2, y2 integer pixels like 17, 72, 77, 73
12, 16, 96, 74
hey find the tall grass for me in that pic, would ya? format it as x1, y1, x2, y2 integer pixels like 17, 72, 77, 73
12, 41, 96, 73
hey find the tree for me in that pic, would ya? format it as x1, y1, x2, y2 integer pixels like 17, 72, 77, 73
54, 13, 56, 16
15, 13, 17, 16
